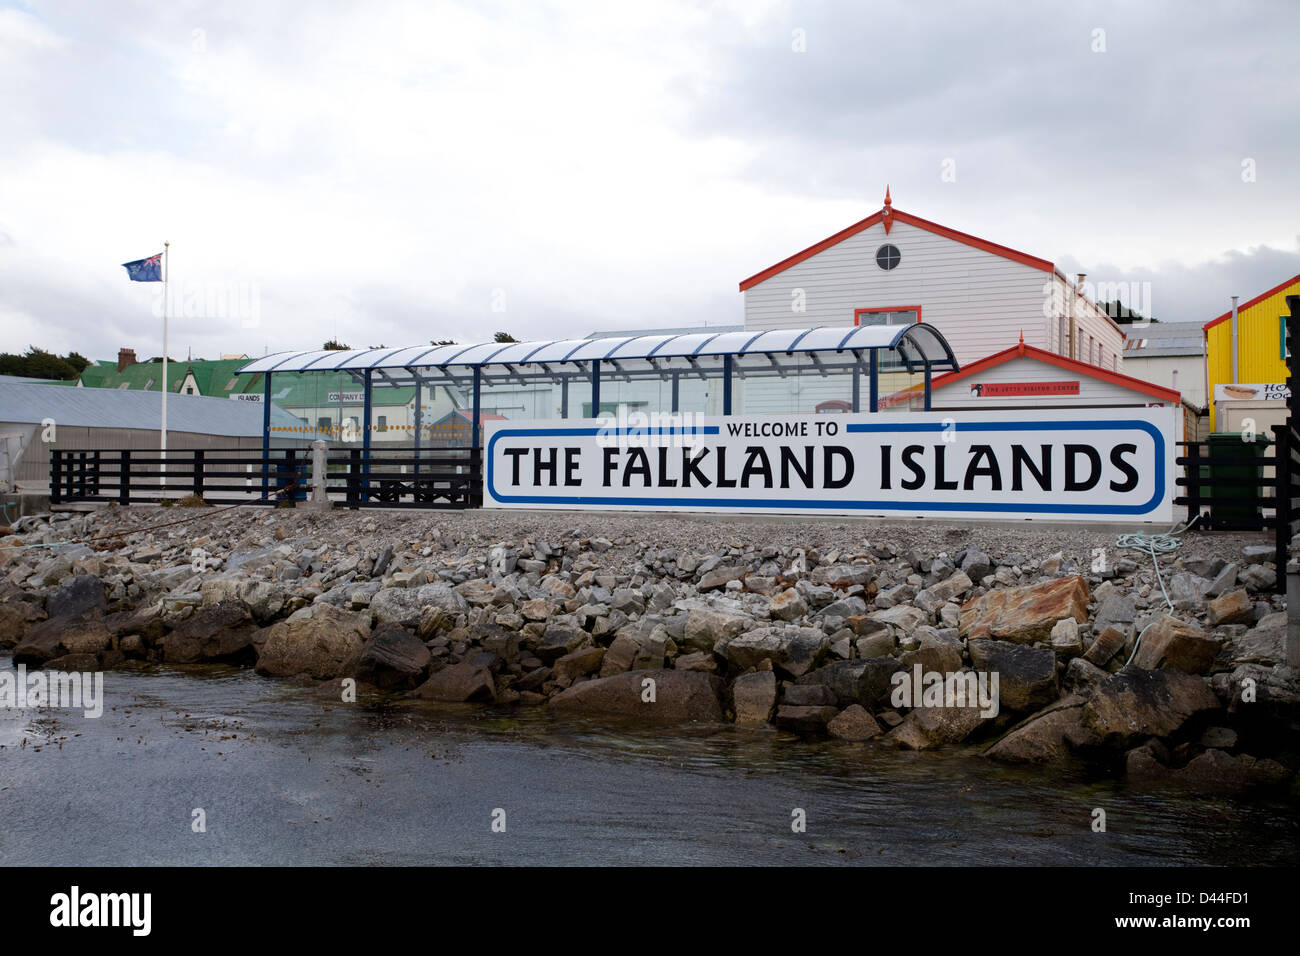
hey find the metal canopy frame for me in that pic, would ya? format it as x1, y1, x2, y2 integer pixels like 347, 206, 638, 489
236, 324, 958, 395
238, 325, 961, 486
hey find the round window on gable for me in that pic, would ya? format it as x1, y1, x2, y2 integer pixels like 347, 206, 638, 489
876, 244, 901, 270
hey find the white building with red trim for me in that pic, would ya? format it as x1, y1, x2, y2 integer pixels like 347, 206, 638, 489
739, 188, 1126, 371
907, 337, 1179, 411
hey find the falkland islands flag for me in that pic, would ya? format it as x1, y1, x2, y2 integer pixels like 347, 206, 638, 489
121, 253, 162, 282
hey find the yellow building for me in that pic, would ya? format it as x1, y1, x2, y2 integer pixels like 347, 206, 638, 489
1204, 272, 1300, 430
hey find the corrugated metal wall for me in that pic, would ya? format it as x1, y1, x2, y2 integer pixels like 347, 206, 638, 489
1205, 277, 1298, 429
5, 424, 314, 485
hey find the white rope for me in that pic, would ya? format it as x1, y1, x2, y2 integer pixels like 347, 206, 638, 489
1114, 515, 1201, 665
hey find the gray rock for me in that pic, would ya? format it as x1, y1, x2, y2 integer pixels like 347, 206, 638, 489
1239, 565, 1277, 591
733, 670, 777, 726
410, 659, 496, 702
356, 625, 432, 690
827, 704, 882, 741
967, 639, 1058, 712
550, 670, 724, 722
1093, 593, 1136, 631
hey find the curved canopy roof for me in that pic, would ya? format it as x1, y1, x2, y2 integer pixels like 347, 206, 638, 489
236, 323, 959, 380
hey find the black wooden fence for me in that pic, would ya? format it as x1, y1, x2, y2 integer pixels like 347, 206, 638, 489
49, 446, 481, 510
1175, 423, 1299, 593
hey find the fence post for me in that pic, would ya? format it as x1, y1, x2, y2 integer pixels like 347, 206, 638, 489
285, 448, 298, 507
120, 450, 131, 505
193, 449, 204, 500
348, 448, 361, 510
307, 440, 330, 511
1273, 424, 1288, 594
50, 450, 61, 505
1185, 442, 1203, 527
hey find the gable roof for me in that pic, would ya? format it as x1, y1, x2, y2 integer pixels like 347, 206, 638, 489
0, 380, 310, 434
739, 204, 1054, 292
1203, 273, 1300, 331
924, 338, 1180, 404
1122, 322, 1205, 357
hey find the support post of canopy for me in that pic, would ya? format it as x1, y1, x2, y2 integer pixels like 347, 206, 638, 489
671, 371, 680, 413
362, 368, 373, 501
869, 350, 879, 413
261, 371, 272, 499
412, 370, 423, 481
471, 366, 482, 451
590, 360, 601, 417
923, 361, 933, 411
722, 355, 733, 415
561, 374, 569, 419
851, 363, 861, 413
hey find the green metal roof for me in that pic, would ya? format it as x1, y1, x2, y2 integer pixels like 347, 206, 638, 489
79, 359, 414, 406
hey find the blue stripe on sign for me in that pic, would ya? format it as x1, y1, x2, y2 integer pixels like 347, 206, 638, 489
485, 419, 1167, 516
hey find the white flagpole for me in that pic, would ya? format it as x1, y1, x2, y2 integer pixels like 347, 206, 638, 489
161, 241, 169, 489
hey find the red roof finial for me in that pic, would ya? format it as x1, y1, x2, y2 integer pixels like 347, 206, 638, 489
1018, 330, 1025, 355
884, 185, 892, 208
882, 185, 894, 233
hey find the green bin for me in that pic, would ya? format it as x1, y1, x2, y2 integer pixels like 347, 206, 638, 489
1204, 431, 1269, 521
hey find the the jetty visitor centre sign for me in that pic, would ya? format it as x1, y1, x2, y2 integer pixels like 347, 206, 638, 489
485, 407, 1177, 522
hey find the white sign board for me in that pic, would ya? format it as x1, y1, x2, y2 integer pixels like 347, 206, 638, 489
484, 408, 1177, 522
1214, 382, 1290, 403
230, 393, 263, 402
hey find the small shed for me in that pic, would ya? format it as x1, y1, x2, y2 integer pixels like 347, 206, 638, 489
895, 337, 1180, 410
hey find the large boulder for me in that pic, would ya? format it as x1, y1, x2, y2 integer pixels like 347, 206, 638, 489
1230, 613, 1286, 666
769, 589, 808, 623
355, 624, 432, 690
1082, 667, 1221, 747
827, 704, 882, 741
959, 575, 1090, 644
720, 626, 828, 677
985, 696, 1090, 763
697, 565, 748, 591
682, 608, 751, 652
797, 657, 901, 710
549, 670, 724, 722
161, 600, 258, 664
1207, 589, 1254, 627
1083, 624, 1129, 667
13, 614, 112, 666
410, 659, 496, 702
967, 639, 1058, 712
371, 581, 466, 628
774, 704, 839, 734
553, 645, 606, 681
254, 604, 370, 679
535, 623, 590, 664
732, 670, 777, 726
45, 574, 106, 619
0, 596, 44, 649
888, 701, 993, 750
1131, 616, 1220, 675
868, 605, 927, 633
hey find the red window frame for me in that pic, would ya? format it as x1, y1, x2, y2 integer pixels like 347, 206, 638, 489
854, 305, 923, 326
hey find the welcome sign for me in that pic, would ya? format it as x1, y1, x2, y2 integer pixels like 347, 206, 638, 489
484, 407, 1177, 522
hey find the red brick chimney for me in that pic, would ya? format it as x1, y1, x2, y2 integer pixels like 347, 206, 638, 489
117, 347, 137, 372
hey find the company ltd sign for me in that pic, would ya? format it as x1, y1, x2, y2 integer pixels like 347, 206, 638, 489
484, 408, 1176, 522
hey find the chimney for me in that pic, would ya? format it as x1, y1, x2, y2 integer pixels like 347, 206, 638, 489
117, 347, 137, 372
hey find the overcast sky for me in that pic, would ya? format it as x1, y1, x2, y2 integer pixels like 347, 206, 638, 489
2, 0, 1297, 362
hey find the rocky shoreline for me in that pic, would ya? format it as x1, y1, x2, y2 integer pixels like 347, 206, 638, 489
2, 505, 1298, 793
